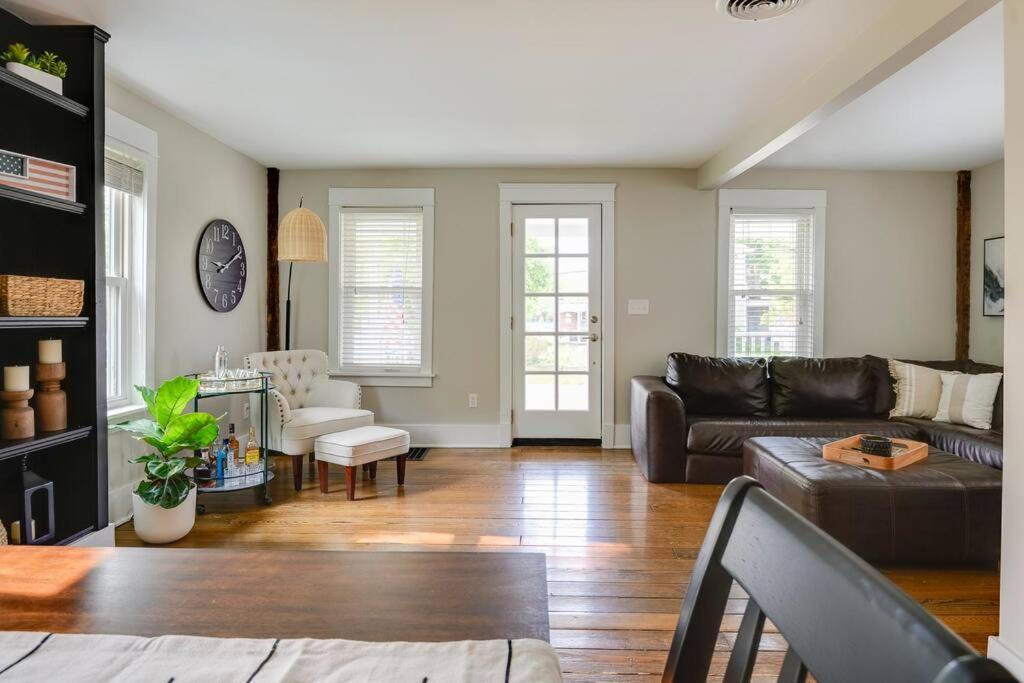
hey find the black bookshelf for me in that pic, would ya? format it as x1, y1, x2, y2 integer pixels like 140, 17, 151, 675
0, 10, 109, 545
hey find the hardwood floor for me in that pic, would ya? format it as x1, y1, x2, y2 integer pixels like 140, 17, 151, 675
115, 447, 999, 681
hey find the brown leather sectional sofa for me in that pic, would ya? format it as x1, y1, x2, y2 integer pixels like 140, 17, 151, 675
630, 353, 1003, 484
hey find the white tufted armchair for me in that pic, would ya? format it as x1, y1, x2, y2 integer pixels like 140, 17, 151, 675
244, 350, 373, 490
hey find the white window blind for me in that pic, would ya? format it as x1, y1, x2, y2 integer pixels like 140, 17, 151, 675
725, 209, 816, 358
339, 208, 425, 370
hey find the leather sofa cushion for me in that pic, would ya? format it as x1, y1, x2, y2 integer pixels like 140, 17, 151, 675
687, 416, 921, 457
895, 417, 1003, 469
665, 353, 770, 417
769, 357, 876, 417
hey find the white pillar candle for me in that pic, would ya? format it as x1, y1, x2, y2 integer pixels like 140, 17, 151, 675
3, 366, 29, 392
38, 339, 62, 364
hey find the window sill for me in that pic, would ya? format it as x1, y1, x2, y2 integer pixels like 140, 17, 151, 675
107, 403, 148, 426
329, 372, 435, 388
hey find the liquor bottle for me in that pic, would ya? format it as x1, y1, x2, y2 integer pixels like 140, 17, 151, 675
216, 439, 228, 481
245, 424, 260, 466
214, 345, 228, 378
228, 423, 241, 466
194, 461, 213, 488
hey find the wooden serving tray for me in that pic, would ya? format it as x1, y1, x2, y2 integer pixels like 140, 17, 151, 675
822, 435, 929, 470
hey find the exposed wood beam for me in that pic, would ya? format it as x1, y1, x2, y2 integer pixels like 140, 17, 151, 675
266, 167, 280, 352
696, 0, 1000, 190
955, 171, 972, 362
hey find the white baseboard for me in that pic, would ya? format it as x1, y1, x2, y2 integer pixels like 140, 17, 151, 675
71, 523, 116, 548
379, 423, 505, 448
989, 636, 1024, 678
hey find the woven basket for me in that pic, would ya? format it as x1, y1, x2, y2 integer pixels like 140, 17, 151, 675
0, 275, 85, 317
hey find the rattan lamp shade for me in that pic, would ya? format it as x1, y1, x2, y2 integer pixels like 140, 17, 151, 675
278, 207, 327, 262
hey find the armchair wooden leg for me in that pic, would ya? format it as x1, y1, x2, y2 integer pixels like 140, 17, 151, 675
345, 466, 357, 501
291, 455, 304, 491
317, 460, 329, 494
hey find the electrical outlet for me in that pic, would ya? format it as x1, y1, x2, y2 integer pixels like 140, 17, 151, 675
468, 393, 478, 408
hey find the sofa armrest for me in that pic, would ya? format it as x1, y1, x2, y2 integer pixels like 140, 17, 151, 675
249, 388, 292, 453
307, 376, 362, 409
630, 376, 687, 483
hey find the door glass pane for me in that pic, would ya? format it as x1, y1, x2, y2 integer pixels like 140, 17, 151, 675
525, 218, 555, 254
558, 257, 588, 293
525, 296, 555, 332
525, 257, 555, 293
525, 374, 555, 410
558, 296, 588, 332
525, 336, 555, 371
558, 336, 588, 371
558, 375, 588, 411
558, 218, 588, 254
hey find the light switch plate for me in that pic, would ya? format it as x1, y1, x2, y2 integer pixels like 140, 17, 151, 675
628, 299, 650, 315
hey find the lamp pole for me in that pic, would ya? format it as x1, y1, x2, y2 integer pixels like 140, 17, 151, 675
285, 261, 294, 350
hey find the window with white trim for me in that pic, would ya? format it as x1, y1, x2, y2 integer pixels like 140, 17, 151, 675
328, 188, 434, 386
105, 111, 156, 411
717, 190, 826, 359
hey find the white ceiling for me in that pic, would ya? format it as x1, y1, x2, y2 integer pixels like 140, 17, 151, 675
3, 0, 902, 169
761, 3, 1004, 172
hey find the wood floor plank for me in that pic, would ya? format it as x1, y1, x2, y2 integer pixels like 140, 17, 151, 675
115, 447, 1000, 679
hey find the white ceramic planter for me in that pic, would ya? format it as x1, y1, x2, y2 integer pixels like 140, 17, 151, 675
131, 486, 197, 544
6, 62, 62, 95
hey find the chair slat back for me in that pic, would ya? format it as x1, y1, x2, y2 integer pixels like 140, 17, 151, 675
663, 477, 1016, 683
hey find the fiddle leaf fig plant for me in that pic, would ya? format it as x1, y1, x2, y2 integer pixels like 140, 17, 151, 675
115, 376, 222, 509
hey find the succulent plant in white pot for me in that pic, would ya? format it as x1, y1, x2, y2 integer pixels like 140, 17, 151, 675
2, 43, 68, 95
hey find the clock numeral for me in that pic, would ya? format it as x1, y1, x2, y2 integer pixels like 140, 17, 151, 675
237, 279, 243, 293
230, 291, 237, 305
221, 225, 230, 241
222, 293, 229, 308
204, 273, 211, 289
200, 255, 208, 270
240, 261, 246, 277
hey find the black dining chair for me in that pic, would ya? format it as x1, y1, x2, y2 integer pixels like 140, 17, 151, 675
663, 476, 1016, 683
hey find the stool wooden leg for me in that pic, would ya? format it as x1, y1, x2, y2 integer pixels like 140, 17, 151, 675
362, 463, 369, 480
291, 455, 304, 491
309, 452, 316, 479
368, 461, 377, 480
317, 461, 329, 494
396, 453, 406, 486
345, 466, 357, 501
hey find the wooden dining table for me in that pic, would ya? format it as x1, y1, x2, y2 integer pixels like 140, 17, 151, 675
0, 546, 550, 642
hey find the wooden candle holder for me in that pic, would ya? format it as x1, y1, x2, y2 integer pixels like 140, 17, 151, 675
0, 389, 35, 440
35, 362, 66, 433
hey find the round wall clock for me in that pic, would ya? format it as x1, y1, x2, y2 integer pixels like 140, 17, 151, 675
196, 219, 247, 312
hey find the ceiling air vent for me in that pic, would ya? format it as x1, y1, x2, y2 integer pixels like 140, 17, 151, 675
717, 0, 804, 21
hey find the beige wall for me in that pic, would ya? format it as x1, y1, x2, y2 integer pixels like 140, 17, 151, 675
971, 159, 1005, 365
993, 0, 1023, 674
105, 81, 267, 521
280, 167, 956, 429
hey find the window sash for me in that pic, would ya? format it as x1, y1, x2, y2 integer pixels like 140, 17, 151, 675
338, 208, 426, 373
725, 209, 817, 358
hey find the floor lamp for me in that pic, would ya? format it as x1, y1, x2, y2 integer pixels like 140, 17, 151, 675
278, 196, 327, 350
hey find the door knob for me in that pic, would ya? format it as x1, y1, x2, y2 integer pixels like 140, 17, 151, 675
589, 333, 599, 342
590, 315, 599, 324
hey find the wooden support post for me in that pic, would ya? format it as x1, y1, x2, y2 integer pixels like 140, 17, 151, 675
266, 167, 281, 352
955, 170, 971, 362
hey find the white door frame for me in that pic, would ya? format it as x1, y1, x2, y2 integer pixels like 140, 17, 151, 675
498, 183, 616, 448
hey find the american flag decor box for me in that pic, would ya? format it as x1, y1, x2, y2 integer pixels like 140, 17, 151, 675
0, 149, 76, 202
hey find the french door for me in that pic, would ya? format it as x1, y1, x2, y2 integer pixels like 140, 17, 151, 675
512, 204, 602, 439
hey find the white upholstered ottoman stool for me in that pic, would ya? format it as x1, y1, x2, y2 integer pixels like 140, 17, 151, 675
315, 426, 411, 500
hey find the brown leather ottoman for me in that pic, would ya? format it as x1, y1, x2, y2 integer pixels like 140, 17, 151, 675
743, 437, 1002, 566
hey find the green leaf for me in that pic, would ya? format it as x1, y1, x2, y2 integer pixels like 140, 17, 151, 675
146, 458, 186, 480
142, 436, 172, 455
163, 412, 219, 452
157, 474, 193, 509
184, 456, 202, 469
153, 376, 199, 428
129, 453, 163, 466
135, 385, 158, 416
114, 418, 162, 440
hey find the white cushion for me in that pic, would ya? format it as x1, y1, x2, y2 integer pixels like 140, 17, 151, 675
316, 426, 410, 467
933, 371, 1003, 430
281, 407, 374, 454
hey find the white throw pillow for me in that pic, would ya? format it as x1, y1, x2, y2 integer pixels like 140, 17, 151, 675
888, 359, 948, 419
933, 372, 1003, 430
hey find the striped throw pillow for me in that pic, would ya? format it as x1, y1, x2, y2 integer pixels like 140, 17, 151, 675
933, 372, 1003, 430
888, 360, 947, 419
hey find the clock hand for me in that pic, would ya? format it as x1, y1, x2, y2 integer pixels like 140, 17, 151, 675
217, 248, 243, 273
